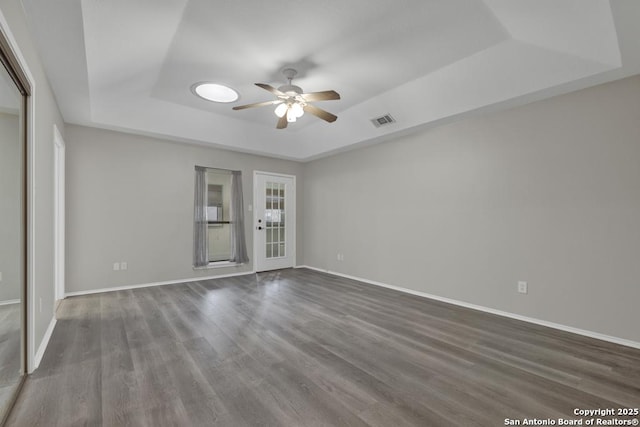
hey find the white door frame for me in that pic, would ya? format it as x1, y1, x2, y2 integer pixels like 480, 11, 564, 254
253, 171, 296, 272
53, 124, 65, 303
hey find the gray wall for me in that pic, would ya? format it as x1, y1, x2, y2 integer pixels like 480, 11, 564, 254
0, 0, 66, 366
304, 75, 640, 343
0, 112, 20, 302
65, 125, 304, 293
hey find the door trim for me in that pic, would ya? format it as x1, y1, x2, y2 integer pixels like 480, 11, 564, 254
253, 171, 296, 272
53, 124, 65, 304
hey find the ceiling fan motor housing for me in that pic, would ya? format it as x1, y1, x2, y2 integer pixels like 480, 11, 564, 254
277, 84, 303, 96
279, 68, 302, 95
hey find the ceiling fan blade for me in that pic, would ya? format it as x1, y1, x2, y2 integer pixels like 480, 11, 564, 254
276, 115, 288, 129
255, 83, 287, 97
232, 100, 282, 110
301, 90, 340, 102
304, 104, 338, 123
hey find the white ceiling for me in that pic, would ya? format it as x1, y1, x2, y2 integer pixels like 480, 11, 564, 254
21, 0, 640, 161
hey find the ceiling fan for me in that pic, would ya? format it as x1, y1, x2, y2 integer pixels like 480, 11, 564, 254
232, 68, 340, 129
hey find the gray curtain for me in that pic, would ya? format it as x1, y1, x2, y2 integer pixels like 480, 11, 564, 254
193, 166, 208, 267
230, 170, 249, 264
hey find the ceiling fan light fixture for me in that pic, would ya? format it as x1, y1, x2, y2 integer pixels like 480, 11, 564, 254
291, 102, 304, 118
274, 103, 288, 118
192, 82, 239, 103
286, 108, 297, 123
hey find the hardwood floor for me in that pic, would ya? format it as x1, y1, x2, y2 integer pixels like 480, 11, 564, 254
6, 268, 640, 426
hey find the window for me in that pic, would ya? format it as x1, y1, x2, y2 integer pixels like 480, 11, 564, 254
206, 170, 231, 262
193, 166, 248, 267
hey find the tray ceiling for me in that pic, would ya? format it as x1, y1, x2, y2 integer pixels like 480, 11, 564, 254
22, 0, 640, 160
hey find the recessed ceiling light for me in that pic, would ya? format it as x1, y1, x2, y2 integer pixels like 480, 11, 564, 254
192, 82, 239, 103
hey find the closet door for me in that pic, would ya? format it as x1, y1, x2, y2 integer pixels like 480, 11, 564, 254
0, 27, 29, 426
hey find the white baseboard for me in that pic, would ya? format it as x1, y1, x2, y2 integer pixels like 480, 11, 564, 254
0, 299, 20, 306
298, 266, 640, 350
297, 265, 324, 272
32, 316, 57, 372
64, 271, 256, 298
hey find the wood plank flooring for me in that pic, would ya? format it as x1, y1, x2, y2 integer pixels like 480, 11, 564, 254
6, 268, 640, 426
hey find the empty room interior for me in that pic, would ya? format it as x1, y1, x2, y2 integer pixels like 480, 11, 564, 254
1, 0, 639, 426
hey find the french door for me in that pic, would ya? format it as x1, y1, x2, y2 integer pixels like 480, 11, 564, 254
254, 172, 296, 272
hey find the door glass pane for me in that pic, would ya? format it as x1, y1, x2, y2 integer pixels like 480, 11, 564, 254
265, 181, 286, 259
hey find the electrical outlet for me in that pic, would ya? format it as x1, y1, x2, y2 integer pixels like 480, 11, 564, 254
120, 262, 127, 270
113, 262, 120, 271
518, 281, 528, 294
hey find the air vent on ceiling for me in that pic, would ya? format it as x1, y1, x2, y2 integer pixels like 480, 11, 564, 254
370, 113, 396, 128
